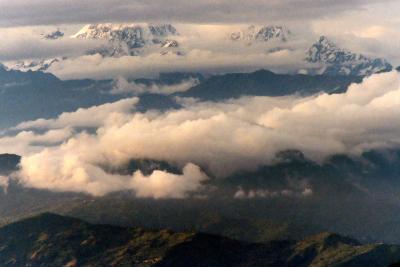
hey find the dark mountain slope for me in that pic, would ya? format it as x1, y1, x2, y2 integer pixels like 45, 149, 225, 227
0, 213, 287, 267
0, 154, 20, 175
61, 149, 400, 245
0, 65, 60, 86
3, 149, 400, 245
0, 213, 399, 267
176, 69, 362, 101
0, 213, 192, 266
288, 232, 400, 267
0, 69, 192, 128
0, 68, 119, 128
0, 67, 362, 128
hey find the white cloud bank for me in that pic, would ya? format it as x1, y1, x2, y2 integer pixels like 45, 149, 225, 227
13, 98, 139, 131
46, 47, 309, 80
2, 71, 400, 197
18, 152, 207, 198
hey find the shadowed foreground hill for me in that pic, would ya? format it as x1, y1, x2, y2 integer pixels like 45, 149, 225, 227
0, 213, 399, 266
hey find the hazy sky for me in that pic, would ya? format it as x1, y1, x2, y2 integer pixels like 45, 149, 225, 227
0, 0, 397, 26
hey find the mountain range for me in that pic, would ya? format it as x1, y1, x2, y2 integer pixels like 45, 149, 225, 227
1, 15, 400, 266
176, 69, 361, 101
0, 67, 198, 128
0, 213, 399, 267
6, 24, 393, 77
0, 66, 363, 128
1, 52, 400, 263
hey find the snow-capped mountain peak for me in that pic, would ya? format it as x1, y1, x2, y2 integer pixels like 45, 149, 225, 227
6, 24, 392, 77
306, 36, 392, 76
255, 25, 290, 42
9, 58, 64, 72
307, 36, 344, 63
72, 23, 178, 41
231, 25, 290, 43
72, 23, 179, 57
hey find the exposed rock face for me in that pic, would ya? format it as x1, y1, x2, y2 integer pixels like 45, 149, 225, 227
230, 25, 291, 43
306, 36, 392, 76
11, 58, 64, 72
43, 30, 64, 40
73, 23, 179, 57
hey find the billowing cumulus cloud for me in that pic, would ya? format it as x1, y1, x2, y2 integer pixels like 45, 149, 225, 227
130, 163, 208, 198
0, 128, 74, 156
3, 71, 400, 197
18, 147, 208, 197
13, 98, 139, 131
